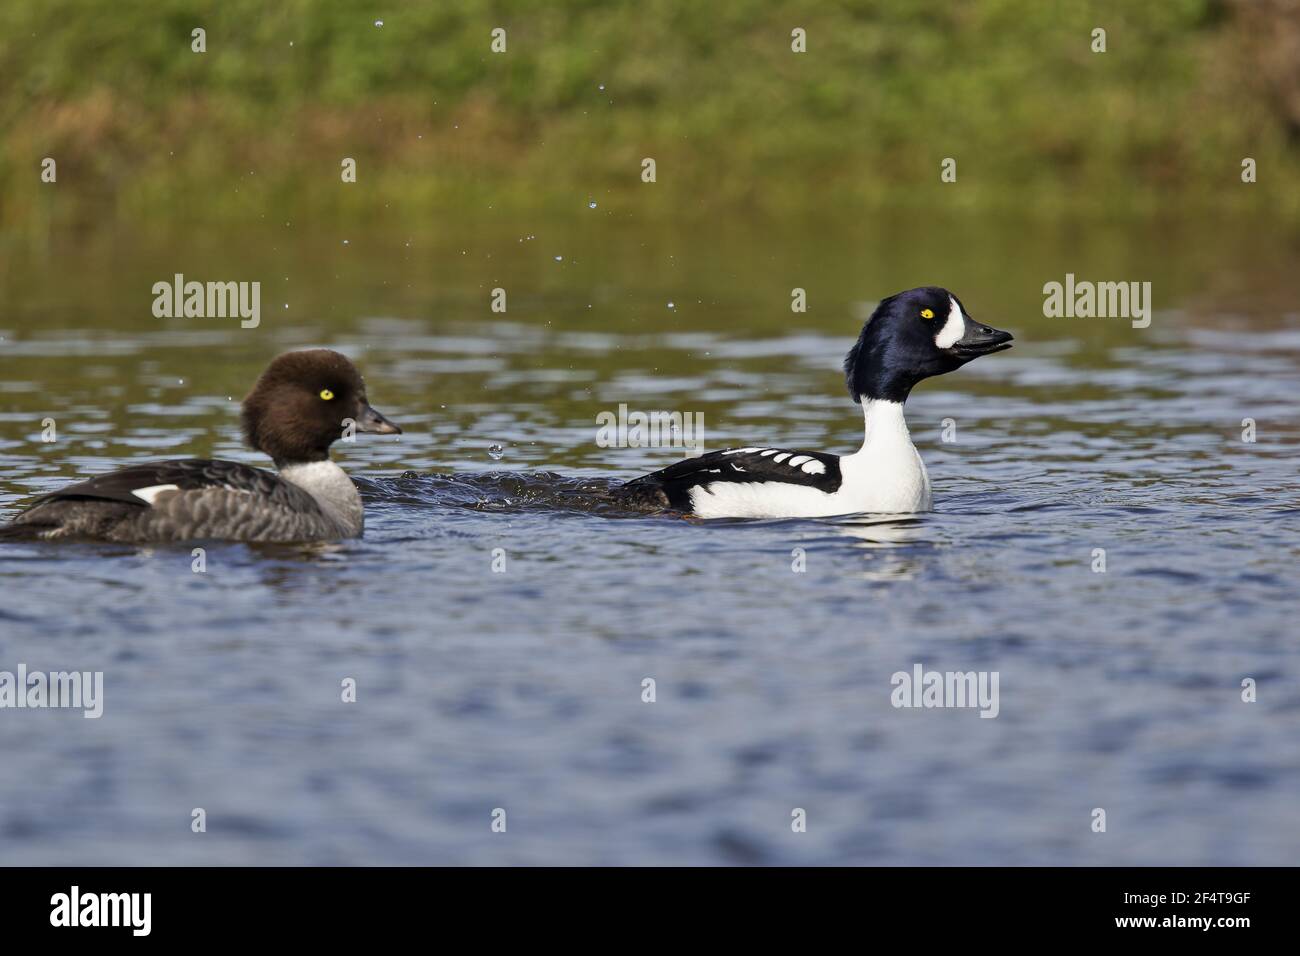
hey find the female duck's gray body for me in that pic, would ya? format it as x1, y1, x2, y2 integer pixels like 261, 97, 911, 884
3, 349, 400, 543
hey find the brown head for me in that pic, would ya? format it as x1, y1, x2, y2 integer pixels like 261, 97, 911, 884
241, 349, 400, 466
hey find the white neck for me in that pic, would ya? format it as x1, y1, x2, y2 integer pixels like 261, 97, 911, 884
837, 398, 932, 512
855, 398, 913, 453
279, 459, 364, 535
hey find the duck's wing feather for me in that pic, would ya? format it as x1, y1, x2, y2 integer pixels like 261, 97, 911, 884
621, 447, 843, 511
30, 459, 321, 512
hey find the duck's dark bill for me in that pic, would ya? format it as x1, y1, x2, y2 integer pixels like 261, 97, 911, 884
357, 404, 401, 434
952, 323, 1014, 358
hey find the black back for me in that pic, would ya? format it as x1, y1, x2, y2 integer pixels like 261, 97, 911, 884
623, 447, 842, 511
30, 458, 323, 513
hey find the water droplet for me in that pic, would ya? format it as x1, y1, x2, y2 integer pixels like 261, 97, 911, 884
374, 20, 384, 28
487, 443, 505, 460
342, 239, 349, 245
599, 84, 606, 91
667, 301, 675, 309
554, 255, 563, 262
588, 201, 597, 209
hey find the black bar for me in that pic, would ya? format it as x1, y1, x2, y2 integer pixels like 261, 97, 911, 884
0, 866, 1284, 941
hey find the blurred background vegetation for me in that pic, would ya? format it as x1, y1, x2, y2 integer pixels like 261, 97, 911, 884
2, 0, 1299, 236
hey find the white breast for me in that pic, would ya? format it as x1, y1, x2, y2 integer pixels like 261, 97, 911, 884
279, 460, 364, 534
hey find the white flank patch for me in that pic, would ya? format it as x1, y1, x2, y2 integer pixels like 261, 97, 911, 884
935, 295, 965, 349
690, 481, 836, 519
132, 484, 180, 504
686, 400, 930, 518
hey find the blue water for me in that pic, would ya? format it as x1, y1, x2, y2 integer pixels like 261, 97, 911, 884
1, 224, 1297, 864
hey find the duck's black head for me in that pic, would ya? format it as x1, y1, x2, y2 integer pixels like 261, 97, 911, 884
241, 349, 400, 466
843, 286, 1013, 403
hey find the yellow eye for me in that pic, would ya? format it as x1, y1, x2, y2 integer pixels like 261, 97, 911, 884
920, 309, 934, 319
319, 389, 334, 401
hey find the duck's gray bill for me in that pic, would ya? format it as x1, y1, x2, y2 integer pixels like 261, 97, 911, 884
357, 404, 401, 434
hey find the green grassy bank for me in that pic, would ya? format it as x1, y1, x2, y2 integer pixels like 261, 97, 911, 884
2, 0, 1298, 232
